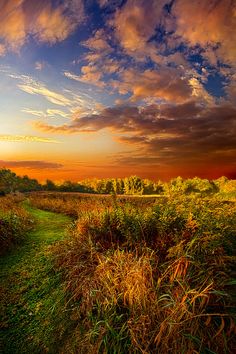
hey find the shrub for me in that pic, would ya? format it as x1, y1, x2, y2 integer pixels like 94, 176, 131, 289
0, 195, 34, 254
46, 194, 236, 353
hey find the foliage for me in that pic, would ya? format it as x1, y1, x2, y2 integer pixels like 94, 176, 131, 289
1, 168, 235, 199
1, 174, 235, 353
0, 195, 34, 254
0, 169, 41, 194
31, 193, 236, 353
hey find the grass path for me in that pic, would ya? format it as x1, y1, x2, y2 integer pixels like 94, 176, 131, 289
0, 204, 72, 354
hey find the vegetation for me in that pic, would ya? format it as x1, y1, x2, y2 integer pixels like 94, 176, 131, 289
0, 169, 41, 195
0, 205, 72, 354
30, 193, 236, 353
1, 168, 236, 199
0, 195, 34, 254
1, 169, 236, 353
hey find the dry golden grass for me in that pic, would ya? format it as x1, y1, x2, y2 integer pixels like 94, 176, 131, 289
30, 193, 236, 353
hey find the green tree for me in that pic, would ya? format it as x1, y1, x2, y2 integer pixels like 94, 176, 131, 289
44, 179, 56, 191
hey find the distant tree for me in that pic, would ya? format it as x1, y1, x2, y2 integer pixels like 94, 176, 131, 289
112, 178, 124, 194
166, 176, 186, 195
154, 180, 164, 194
187, 177, 217, 195
58, 181, 87, 192
123, 176, 144, 195
214, 176, 228, 191
0, 168, 42, 193
214, 177, 236, 197
44, 179, 56, 191
0, 169, 17, 193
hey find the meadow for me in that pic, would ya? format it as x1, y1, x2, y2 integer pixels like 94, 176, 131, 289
1, 186, 236, 353
29, 192, 236, 353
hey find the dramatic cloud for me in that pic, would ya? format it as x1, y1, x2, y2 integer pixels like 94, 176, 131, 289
111, 0, 166, 55
172, 0, 236, 67
68, 29, 121, 87
1, 0, 235, 179
71, 65, 105, 87
33, 99, 236, 172
82, 29, 112, 54
112, 67, 193, 103
0, 135, 59, 143
0, 0, 84, 53
107, 0, 236, 67
0, 160, 63, 169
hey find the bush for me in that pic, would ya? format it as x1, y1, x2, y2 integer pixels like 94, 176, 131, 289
44, 194, 236, 353
0, 196, 34, 254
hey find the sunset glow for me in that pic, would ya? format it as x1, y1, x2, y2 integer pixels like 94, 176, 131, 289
0, 0, 236, 181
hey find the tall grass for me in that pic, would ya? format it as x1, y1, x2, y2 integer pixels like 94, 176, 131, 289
0, 195, 34, 254
29, 193, 236, 353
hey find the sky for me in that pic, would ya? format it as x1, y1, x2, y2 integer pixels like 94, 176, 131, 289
0, 0, 236, 182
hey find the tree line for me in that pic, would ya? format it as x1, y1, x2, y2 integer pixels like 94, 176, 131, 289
0, 168, 235, 197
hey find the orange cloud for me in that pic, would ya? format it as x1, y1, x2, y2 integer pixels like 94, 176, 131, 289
0, 160, 63, 169
0, 0, 84, 53
112, 0, 166, 54
66, 34, 121, 87
172, 0, 236, 67
82, 29, 112, 53
80, 65, 105, 86
31, 4, 75, 44
32, 101, 236, 172
0, 135, 59, 143
0, 0, 25, 51
111, 67, 192, 103
0, 44, 6, 56
69, 29, 122, 87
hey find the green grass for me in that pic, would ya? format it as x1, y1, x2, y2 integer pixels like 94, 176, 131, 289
0, 204, 73, 354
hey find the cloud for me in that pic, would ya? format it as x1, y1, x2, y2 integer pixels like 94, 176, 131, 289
82, 29, 112, 54
98, 0, 124, 9
70, 29, 120, 87
0, 0, 25, 51
0, 160, 63, 169
189, 78, 215, 105
35, 60, 47, 70
22, 108, 45, 117
111, 0, 166, 55
0, 135, 59, 143
64, 71, 83, 82
225, 74, 236, 102
22, 108, 69, 118
33, 101, 236, 169
111, 67, 193, 103
172, 0, 236, 67
64, 68, 105, 87
46, 109, 69, 118
0, 0, 85, 53
4, 69, 101, 113
0, 44, 6, 56
18, 78, 72, 106
65, 59, 121, 88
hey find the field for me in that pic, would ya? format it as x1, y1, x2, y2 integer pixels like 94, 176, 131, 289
1, 192, 236, 353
